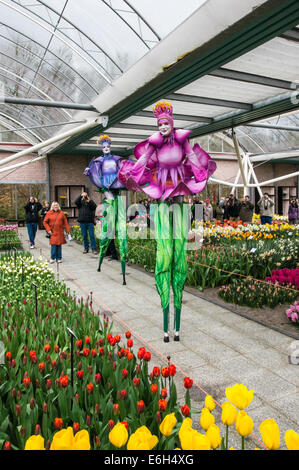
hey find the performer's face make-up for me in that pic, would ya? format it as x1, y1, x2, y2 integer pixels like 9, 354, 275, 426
158, 120, 172, 136
102, 142, 111, 154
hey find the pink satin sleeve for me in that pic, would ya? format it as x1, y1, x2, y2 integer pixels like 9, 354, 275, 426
130, 143, 155, 184
184, 140, 209, 182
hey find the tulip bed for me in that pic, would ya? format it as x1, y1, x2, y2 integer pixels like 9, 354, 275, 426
70, 221, 299, 311
0, 225, 22, 251
1, 254, 299, 450
0, 253, 197, 450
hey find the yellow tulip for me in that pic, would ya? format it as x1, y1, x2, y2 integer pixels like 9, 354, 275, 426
235, 411, 254, 437
221, 401, 238, 426
180, 428, 210, 450
159, 412, 177, 437
24, 435, 45, 450
205, 394, 215, 412
225, 384, 254, 410
50, 427, 74, 450
259, 419, 280, 450
109, 422, 128, 448
127, 426, 158, 451
73, 430, 91, 450
206, 424, 221, 449
200, 407, 215, 431
285, 430, 299, 450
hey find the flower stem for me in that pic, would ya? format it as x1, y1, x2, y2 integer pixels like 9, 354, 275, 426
226, 425, 228, 450
242, 436, 245, 450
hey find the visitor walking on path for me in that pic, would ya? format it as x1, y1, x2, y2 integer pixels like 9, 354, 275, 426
75, 192, 97, 254
203, 198, 214, 222
43, 201, 71, 263
258, 193, 274, 225
24, 196, 42, 248
239, 195, 254, 223
40, 200, 50, 229
288, 199, 299, 225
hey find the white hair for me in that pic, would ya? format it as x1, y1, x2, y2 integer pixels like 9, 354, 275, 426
51, 201, 61, 210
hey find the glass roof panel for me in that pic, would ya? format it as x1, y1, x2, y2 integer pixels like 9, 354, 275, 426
224, 36, 299, 83
236, 112, 299, 154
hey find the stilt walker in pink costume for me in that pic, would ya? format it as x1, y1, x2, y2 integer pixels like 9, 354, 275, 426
119, 102, 216, 342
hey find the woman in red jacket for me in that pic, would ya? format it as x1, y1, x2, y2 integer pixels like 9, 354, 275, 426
43, 201, 71, 263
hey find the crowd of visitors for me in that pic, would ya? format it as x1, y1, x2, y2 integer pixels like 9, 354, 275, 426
22, 189, 299, 262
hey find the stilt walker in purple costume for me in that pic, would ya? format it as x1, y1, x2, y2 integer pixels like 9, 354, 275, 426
84, 134, 127, 285
119, 102, 216, 341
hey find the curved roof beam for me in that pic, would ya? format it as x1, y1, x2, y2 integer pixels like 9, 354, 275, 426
0, 67, 72, 118
99, 0, 159, 49
0, 23, 99, 96
0, 50, 77, 103
33, 0, 123, 73
0, 82, 71, 132
0, 0, 112, 84
0, 112, 41, 143
0, 101, 60, 137
123, 0, 161, 41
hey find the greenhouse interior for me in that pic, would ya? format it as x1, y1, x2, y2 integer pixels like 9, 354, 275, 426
0, 0, 299, 453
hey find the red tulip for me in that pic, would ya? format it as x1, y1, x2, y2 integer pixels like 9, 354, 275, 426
184, 377, 193, 389
59, 376, 69, 388
151, 384, 158, 395
95, 373, 101, 384
158, 399, 167, 412
180, 404, 190, 417
44, 344, 51, 353
143, 351, 151, 362
77, 370, 84, 380
160, 387, 167, 398
54, 418, 63, 430
5, 352, 12, 361
86, 383, 94, 394
73, 423, 80, 434
122, 368, 128, 379
125, 331, 131, 339
23, 376, 31, 388
82, 348, 90, 357
108, 420, 114, 431
137, 400, 145, 413
137, 347, 146, 360
133, 378, 140, 387
113, 404, 120, 415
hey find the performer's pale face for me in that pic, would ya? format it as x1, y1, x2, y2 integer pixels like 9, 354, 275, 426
102, 142, 111, 154
158, 119, 172, 137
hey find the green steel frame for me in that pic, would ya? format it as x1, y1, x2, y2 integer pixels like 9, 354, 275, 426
52, 0, 299, 155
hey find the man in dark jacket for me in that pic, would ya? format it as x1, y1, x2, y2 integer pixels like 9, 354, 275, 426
239, 195, 254, 223
75, 192, 97, 254
227, 193, 241, 221
24, 196, 42, 248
